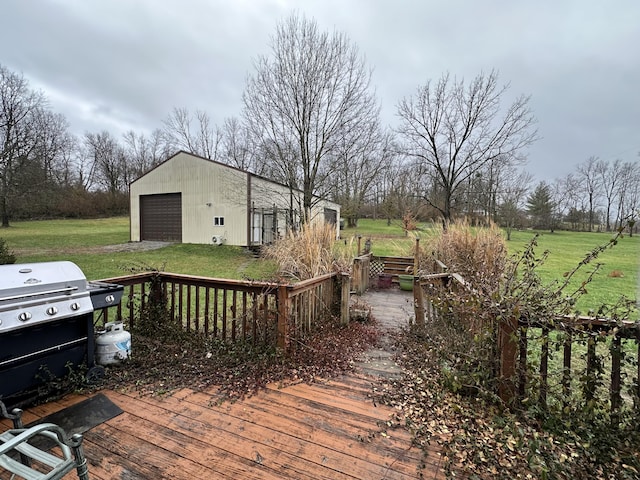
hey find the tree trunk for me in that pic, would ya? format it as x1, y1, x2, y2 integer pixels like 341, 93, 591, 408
588, 192, 594, 232
1, 196, 9, 227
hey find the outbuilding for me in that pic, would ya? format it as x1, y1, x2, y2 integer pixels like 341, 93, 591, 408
129, 151, 341, 246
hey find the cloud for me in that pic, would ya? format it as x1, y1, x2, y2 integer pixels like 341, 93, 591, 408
1, 0, 638, 180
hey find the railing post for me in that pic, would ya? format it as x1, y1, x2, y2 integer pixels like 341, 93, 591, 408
498, 315, 519, 406
562, 331, 572, 411
611, 334, 622, 421
149, 273, 166, 307
363, 254, 370, 291
585, 335, 597, 404
353, 257, 362, 294
637, 329, 640, 407
539, 326, 549, 409
518, 326, 528, 400
341, 273, 351, 325
277, 284, 290, 353
352, 255, 370, 295
413, 276, 425, 327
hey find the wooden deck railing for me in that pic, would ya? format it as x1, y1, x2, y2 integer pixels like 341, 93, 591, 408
517, 315, 639, 414
93, 271, 342, 352
410, 260, 639, 414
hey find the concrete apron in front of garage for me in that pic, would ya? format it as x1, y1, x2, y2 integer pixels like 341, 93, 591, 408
352, 287, 415, 380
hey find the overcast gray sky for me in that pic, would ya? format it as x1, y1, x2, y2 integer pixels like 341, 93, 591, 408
1, 0, 638, 182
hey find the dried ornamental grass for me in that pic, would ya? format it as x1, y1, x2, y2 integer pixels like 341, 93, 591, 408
421, 218, 507, 294
262, 222, 349, 281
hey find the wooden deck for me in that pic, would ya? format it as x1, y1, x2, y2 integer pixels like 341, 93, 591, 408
2, 288, 445, 479
3, 374, 443, 479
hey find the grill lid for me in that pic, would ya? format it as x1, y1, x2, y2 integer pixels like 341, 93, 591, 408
0, 261, 88, 300
0, 261, 93, 334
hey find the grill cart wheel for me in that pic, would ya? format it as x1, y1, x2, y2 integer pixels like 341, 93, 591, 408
86, 365, 105, 383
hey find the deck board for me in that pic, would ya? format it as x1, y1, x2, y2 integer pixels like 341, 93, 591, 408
172, 391, 421, 477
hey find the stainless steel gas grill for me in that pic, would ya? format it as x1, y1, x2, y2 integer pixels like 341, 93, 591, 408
0, 261, 123, 406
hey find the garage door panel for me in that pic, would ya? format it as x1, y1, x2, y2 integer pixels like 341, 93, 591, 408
140, 193, 182, 241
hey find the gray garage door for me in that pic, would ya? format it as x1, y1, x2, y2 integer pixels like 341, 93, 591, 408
324, 208, 337, 225
140, 193, 182, 241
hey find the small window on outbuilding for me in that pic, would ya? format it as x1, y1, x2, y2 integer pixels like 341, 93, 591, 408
214, 216, 225, 226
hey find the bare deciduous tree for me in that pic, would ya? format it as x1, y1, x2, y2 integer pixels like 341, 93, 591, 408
218, 117, 261, 173
576, 156, 601, 231
616, 161, 640, 231
242, 13, 379, 222
376, 158, 419, 226
123, 128, 170, 178
596, 158, 623, 232
83, 131, 127, 194
32, 110, 75, 185
496, 169, 532, 239
162, 107, 220, 160
557, 173, 587, 230
396, 70, 537, 222
0, 65, 50, 226
329, 123, 393, 227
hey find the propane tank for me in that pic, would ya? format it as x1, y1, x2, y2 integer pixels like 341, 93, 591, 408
95, 322, 131, 366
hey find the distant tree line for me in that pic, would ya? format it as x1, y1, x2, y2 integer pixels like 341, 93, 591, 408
1, 13, 638, 232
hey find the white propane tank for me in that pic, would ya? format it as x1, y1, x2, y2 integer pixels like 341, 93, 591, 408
95, 322, 131, 366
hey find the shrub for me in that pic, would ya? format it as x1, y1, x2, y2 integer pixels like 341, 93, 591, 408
382, 222, 640, 478
0, 238, 16, 264
402, 210, 417, 234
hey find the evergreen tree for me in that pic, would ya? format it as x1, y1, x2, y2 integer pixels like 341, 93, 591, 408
526, 182, 554, 230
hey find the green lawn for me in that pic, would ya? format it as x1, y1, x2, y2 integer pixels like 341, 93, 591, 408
2, 217, 130, 248
340, 218, 430, 256
506, 229, 639, 315
2, 217, 638, 313
1, 217, 278, 281
343, 219, 639, 314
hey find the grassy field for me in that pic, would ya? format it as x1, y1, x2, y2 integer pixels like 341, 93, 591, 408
339, 218, 417, 256
342, 219, 639, 314
2, 217, 637, 314
0, 217, 278, 281
506, 229, 638, 314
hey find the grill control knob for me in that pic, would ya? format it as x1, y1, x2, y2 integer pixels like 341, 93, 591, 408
46, 306, 58, 316
18, 312, 32, 322
70, 302, 80, 311
105, 295, 115, 304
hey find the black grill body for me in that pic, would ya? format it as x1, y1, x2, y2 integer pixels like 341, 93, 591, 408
0, 314, 93, 399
